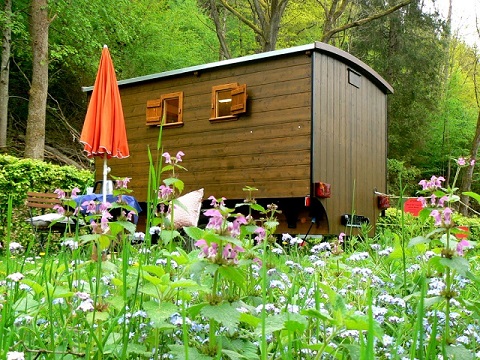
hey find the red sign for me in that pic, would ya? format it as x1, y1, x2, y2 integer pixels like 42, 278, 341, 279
404, 198, 423, 216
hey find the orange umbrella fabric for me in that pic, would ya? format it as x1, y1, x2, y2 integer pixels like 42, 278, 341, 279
80, 45, 129, 160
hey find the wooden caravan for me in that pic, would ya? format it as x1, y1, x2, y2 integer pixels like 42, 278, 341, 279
83, 42, 393, 235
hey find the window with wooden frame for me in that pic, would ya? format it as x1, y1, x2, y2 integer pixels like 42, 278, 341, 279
210, 83, 247, 122
146, 92, 184, 127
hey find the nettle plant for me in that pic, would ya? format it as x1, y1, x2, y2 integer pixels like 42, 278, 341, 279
409, 157, 478, 347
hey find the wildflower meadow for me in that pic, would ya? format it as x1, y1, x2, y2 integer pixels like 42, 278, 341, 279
2, 152, 480, 360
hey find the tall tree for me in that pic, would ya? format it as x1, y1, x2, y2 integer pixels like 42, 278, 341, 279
24, 0, 50, 159
460, 46, 480, 215
0, 0, 12, 149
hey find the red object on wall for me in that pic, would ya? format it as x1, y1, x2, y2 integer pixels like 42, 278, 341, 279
403, 198, 423, 216
378, 195, 390, 210
315, 182, 331, 198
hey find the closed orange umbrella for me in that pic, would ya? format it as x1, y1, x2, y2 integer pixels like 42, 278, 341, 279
80, 45, 129, 202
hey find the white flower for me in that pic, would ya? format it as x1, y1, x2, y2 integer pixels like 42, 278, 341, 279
347, 252, 369, 261
9, 242, 23, 252
77, 299, 94, 312
7, 351, 25, 360
6, 272, 24, 282
61, 239, 79, 250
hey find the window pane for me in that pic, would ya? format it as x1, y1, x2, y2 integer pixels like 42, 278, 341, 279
163, 98, 179, 123
216, 89, 232, 117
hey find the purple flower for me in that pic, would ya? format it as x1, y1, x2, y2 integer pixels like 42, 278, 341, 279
158, 184, 173, 200
195, 239, 218, 259
116, 177, 131, 189
54, 204, 65, 215
430, 194, 437, 206
457, 157, 466, 166
443, 207, 452, 226
430, 209, 442, 226
162, 152, 171, 164
417, 197, 427, 208
54, 189, 66, 199
71, 187, 81, 197
175, 151, 185, 162
254, 227, 266, 243
339, 232, 346, 243
471, 159, 476, 166
82, 200, 97, 214
457, 239, 470, 256
228, 214, 247, 237
438, 196, 449, 207
222, 243, 245, 263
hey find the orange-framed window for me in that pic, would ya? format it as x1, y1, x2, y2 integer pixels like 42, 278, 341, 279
146, 92, 184, 127
210, 83, 247, 122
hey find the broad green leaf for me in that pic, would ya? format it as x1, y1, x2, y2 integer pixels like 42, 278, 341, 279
445, 344, 475, 359
409, 236, 430, 247
143, 265, 166, 278
218, 266, 246, 291
440, 256, 469, 276
187, 302, 209, 318
183, 226, 205, 240
300, 308, 334, 322
463, 191, 480, 205
21, 279, 44, 295
169, 344, 213, 360
239, 312, 261, 327
144, 300, 178, 326
221, 349, 247, 360
14, 294, 39, 313
161, 229, 181, 245
201, 303, 241, 330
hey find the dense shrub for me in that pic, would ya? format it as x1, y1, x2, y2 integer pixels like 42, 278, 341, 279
0, 154, 93, 210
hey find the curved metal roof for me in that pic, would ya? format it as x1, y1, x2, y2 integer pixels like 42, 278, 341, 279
83, 42, 393, 94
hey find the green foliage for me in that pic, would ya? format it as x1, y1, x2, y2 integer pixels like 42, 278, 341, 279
387, 159, 421, 196
0, 154, 93, 212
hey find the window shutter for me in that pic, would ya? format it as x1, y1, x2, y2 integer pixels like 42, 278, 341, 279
230, 84, 247, 115
146, 99, 162, 125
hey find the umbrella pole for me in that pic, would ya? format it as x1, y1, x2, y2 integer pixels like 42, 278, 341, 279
103, 153, 108, 203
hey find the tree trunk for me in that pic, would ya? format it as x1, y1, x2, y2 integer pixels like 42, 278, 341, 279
0, 0, 12, 149
459, 110, 480, 215
208, 0, 232, 59
24, 0, 49, 160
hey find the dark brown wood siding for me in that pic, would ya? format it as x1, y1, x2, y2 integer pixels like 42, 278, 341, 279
312, 52, 387, 235
103, 53, 313, 202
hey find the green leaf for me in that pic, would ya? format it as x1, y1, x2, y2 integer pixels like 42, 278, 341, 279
201, 303, 241, 330
161, 229, 181, 245
218, 266, 246, 291
144, 300, 178, 327
445, 344, 476, 359
440, 256, 470, 276
169, 344, 213, 360
239, 312, 261, 328
300, 308, 334, 322
463, 191, 480, 205
183, 226, 205, 240
409, 236, 430, 247
142, 265, 166, 278
21, 279, 45, 295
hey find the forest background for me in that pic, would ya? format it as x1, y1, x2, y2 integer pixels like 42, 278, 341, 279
0, 0, 479, 203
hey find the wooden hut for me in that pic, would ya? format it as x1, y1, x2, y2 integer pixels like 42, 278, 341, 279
83, 41, 393, 236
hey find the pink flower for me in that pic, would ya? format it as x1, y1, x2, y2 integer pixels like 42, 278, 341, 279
457, 239, 470, 256
222, 243, 245, 263
116, 177, 131, 189
418, 180, 428, 191
471, 159, 476, 166
158, 185, 173, 199
228, 214, 247, 237
162, 152, 171, 164
54, 189, 66, 199
254, 227, 266, 243
417, 197, 427, 208
54, 204, 65, 215
82, 200, 97, 214
443, 207, 452, 226
457, 157, 466, 166
338, 232, 346, 243
195, 239, 218, 259
438, 196, 449, 207
430, 194, 437, 206
6, 272, 24, 282
430, 209, 442, 226
175, 151, 185, 162
71, 187, 81, 197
